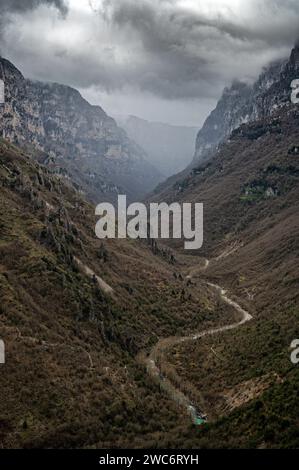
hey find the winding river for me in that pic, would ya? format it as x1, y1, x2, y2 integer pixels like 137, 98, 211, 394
145, 259, 253, 425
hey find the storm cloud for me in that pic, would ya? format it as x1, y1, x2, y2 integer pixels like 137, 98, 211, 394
0, 0, 67, 42
1, 0, 299, 125
0, 0, 67, 14
99, 0, 299, 98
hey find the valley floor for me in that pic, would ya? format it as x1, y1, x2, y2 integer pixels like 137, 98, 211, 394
143, 257, 253, 426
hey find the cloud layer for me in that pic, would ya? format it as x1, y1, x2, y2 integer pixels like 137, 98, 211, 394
1, 0, 67, 14
0, 0, 67, 44
1, 0, 299, 125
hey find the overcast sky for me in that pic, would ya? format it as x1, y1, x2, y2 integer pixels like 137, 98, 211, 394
1, 0, 299, 126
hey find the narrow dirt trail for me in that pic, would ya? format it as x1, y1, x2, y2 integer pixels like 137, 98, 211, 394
74, 257, 114, 295
145, 258, 253, 424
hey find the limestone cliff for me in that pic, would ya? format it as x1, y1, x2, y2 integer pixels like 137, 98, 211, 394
0, 57, 162, 202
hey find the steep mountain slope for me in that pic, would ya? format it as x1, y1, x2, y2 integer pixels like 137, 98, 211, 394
150, 46, 299, 206
117, 115, 198, 177
192, 58, 289, 165
0, 58, 162, 203
0, 138, 240, 448
150, 90, 299, 447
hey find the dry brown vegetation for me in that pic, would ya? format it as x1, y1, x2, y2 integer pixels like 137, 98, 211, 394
1, 102, 299, 449
151, 106, 299, 448
0, 139, 237, 448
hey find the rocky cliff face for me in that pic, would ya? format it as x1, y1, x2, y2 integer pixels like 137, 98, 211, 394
0, 58, 162, 202
193, 80, 253, 164
192, 49, 299, 165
